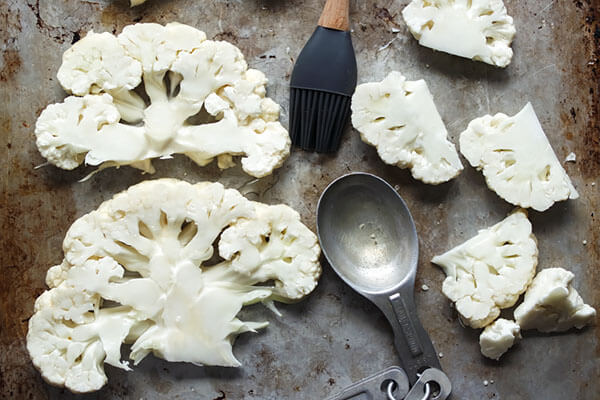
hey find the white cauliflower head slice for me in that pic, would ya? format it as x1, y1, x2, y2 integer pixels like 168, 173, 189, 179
460, 103, 579, 211
35, 22, 290, 179
514, 268, 596, 332
479, 318, 520, 360
402, 0, 516, 67
351, 71, 463, 184
27, 179, 321, 393
431, 209, 538, 328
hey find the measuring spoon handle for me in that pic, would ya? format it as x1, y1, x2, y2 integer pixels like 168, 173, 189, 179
386, 287, 442, 384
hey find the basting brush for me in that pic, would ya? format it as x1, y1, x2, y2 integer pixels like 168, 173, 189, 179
289, 0, 357, 153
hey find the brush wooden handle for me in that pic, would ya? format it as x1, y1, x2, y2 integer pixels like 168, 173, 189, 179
318, 0, 350, 31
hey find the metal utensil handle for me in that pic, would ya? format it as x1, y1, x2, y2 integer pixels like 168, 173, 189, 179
403, 368, 451, 400
388, 289, 442, 384
325, 366, 410, 400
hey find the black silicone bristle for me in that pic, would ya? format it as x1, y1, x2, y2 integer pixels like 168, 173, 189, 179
290, 88, 351, 153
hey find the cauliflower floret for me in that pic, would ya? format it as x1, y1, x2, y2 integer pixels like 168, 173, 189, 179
118, 22, 207, 74
514, 268, 596, 332
34, 23, 290, 178
351, 71, 463, 184
57, 31, 142, 96
56, 31, 146, 124
479, 318, 521, 360
402, 0, 516, 67
27, 179, 321, 393
218, 203, 321, 301
26, 286, 145, 393
432, 209, 537, 328
460, 103, 579, 211
35, 95, 146, 170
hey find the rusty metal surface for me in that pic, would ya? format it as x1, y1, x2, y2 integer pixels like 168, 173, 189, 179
1, 0, 599, 399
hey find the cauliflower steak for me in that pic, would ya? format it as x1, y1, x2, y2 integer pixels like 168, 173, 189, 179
460, 103, 578, 211
432, 209, 537, 328
35, 23, 290, 178
402, 0, 516, 67
351, 71, 462, 184
27, 179, 321, 393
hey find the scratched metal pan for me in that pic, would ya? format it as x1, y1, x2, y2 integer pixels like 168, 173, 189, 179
1, 0, 598, 399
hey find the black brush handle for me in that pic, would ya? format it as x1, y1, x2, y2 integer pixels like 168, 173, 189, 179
290, 27, 357, 97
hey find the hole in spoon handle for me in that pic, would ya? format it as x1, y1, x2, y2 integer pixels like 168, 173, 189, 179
388, 292, 442, 384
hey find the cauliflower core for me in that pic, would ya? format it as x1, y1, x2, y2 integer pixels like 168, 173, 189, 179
432, 210, 537, 328
402, 0, 516, 67
35, 23, 290, 178
460, 103, 579, 211
514, 268, 596, 333
27, 179, 321, 393
479, 318, 520, 360
351, 71, 463, 184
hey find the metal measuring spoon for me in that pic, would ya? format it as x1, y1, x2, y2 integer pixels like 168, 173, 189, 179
317, 173, 451, 399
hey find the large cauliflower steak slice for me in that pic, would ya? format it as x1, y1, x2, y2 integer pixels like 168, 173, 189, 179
514, 268, 596, 333
34, 22, 290, 178
460, 103, 578, 211
351, 71, 463, 184
402, 0, 516, 67
432, 210, 537, 328
27, 179, 321, 393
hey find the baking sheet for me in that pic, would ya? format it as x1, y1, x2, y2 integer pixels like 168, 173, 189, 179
1, 0, 599, 398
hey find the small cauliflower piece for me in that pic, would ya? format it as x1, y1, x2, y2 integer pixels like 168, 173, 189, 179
27, 179, 321, 393
432, 209, 537, 328
35, 23, 290, 179
351, 71, 463, 184
514, 268, 596, 332
479, 318, 521, 360
402, 0, 516, 67
460, 103, 579, 211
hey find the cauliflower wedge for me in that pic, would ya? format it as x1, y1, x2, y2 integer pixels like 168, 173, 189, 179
460, 103, 579, 211
432, 209, 537, 328
479, 318, 520, 360
351, 71, 463, 184
35, 23, 290, 179
402, 0, 516, 67
514, 268, 596, 332
27, 179, 321, 393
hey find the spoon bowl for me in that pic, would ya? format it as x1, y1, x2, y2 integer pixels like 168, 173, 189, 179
317, 173, 450, 396
317, 172, 418, 294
